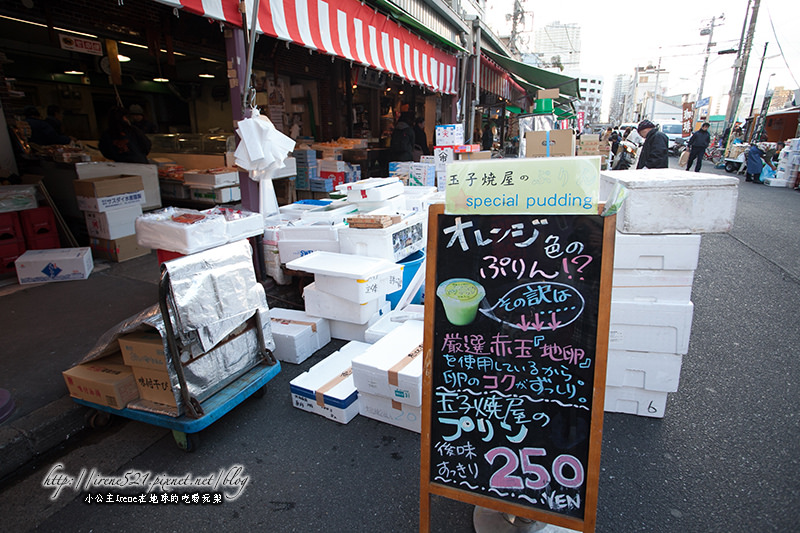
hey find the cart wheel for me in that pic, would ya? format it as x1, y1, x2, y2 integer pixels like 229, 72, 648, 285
85, 409, 112, 429
172, 430, 199, 452
251, 385, 267, 399
725, 162, 737, 173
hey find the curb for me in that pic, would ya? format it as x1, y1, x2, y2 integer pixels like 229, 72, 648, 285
0, 396, 87, 481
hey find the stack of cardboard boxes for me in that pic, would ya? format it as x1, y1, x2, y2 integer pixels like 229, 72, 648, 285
184, 167, 241, 205
74, 174, 149, 262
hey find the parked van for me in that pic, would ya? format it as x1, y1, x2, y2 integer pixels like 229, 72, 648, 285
660, 120, 685, 153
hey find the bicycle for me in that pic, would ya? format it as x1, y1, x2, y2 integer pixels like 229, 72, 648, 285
704, 146, 723, 164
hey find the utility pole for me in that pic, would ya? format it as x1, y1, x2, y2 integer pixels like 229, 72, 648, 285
748, 42, 769, 117
695, 14, 724, 125
650, 56, 662, 120
725, 0, 760, 131
507, 0, 528, 57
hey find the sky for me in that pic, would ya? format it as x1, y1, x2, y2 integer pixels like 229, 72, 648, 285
484, 0, 800, 122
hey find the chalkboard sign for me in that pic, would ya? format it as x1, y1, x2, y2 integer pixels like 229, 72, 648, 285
420, 203, 615, 532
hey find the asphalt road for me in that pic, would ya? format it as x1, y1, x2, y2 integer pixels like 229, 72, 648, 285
1, 158, 798, 533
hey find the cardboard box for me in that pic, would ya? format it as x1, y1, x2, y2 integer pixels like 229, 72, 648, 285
90, 235, 150, 262
537, 88, 560, 99
15, 247, 93, 284
118, 331, 166, 371
457, 151, 492, 160
73, 175, 144, 199
62, 355, 139, 409
600, 170, 738, 234
84, 205, 142, 240
358, 391, 421, 432
433, 146, 455, 172
76, 190, 145, 213
131, 366, 175, 406
453, 144, 481, 154
525, 130, 576, 158
183, 168, 239, 187
189, 186, 241, 204
351, 320, 424, 406
435, 124, 464, 146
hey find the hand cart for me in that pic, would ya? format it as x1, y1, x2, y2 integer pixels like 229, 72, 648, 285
76, 264, 280, 452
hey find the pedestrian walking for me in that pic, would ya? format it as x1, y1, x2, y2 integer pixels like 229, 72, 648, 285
685, 122, 712, 172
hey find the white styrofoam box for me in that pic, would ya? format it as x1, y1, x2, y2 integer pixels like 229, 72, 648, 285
287, 251, 402, 303
75, 162, 161, 211
433, 146, 455, 172
15, 247, 93, 284
788, 138, 800, 152
600, 169, 738, 234
609, 300, 694, 355
354, 195, 406, 213
402, 186, 437, 213
435, 124, 464, 146
263, 214, 300, 245
269, 308, 331, 364
300, 202, 359, 224
270, 307, 330, 351
135, 207, 228, 254
183, 169, 239, 187
611, 269, 695, 302
364, 304, 425, 343
289, 341, 371, 424
85, 204, 142, 240
203, 207, 263, 241
606, 350, 683, 392
330, 300, 391, 341
263, 243, 292, 285
604, 385, 669, 418
76, 190, 145, 213
436, 171, 446, 192
278, 238, 341, 264
338, 210, 426, 262
358, 391, 421, 433
280, 199, 335, 215
765, 178, 791, 188
343, 180, 404, 203
278, 221, 343, 242
304, 281, 381, 324
352, 320, 424, 406
189, 185, 241, 204
614, 233, 701, 271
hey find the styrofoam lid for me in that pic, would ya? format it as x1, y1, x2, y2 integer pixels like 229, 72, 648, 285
336, 177, 400, 192
601, 169, 738, 188
286, 251, 398, 278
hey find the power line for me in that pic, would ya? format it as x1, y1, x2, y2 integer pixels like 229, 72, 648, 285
766, 5, 799, 88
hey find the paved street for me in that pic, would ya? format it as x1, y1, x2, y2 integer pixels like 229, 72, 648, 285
1, 156, 799, 532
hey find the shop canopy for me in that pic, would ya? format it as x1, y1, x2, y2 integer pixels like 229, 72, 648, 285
481, 49, 580, 99
154, 0, 458, 95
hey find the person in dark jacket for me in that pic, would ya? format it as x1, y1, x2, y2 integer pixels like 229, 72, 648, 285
745, 143, 773, 183
481, 123, 493, 151
45, 105, 65, 136
98, 106, 151, 164
635, 119, 669, 169
23, 106, 70, 146
389, 111, 415, 161
685, 122, 712, 172
412, 117, 430, 156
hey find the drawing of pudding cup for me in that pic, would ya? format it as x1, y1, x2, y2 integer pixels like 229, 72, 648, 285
436, 278, 486, 326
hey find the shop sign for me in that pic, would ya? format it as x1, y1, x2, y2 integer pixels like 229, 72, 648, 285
59, 34, 103, 56
681, 102, 694, 137
356, 68, 385, 90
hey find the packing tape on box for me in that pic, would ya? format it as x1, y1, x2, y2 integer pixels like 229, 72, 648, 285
387, 344, 423, 387
315, 367, 353, 407
270, 317, 317, 332
391, 400, 403, 410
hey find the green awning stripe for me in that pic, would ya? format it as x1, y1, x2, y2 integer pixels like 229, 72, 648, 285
482, 49, 581, 99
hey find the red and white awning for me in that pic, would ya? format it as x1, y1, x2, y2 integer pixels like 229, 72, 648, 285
156, 0, 458, 94
480, 53, 524, 101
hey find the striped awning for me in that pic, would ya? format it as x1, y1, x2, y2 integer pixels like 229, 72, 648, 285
480, 53, 524, 101
155, 0, 458, 94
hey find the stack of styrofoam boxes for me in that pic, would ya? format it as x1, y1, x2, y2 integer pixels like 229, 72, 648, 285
262, 211, 302, 285
184, 167, 241, 205
601, 168, 739, 418
294, 148, 318, 191
408, 161, 436, 187
315, 159, 352, 193
389, 161, 412, 184
287, 251, 401, 343
0, 185, 38, 277
336, 177, 406, 213
289, 341, 371, 423
276, 201, 356, 264
770, 138, 800, 187
402, 185, 437, 215
352, 320, 424, 432
269, 307, 331, 364
74, 175, 149, 262
364, 304, 424, 343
